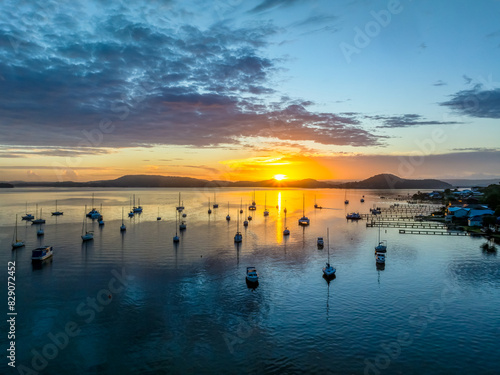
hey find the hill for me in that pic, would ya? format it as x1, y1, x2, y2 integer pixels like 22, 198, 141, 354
336, 174, 452, 189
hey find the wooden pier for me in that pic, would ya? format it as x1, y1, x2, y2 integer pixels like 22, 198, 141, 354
398, 229, 468, 236
367, 222, 447, 229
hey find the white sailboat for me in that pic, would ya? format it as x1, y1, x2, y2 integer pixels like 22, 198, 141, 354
298, 194, 310, 225
133, 195, 143, 213
22, 202, 34, 221
51, 200, 63, 216
81, 205, 94, 241
32, 205, 46, 224
234, 212, 242, 243
263, 193, 269, 216
375, 217, 387, 263
323, 228, 336, 278
226, 202, 231, 221
283, 202, 290, 235
120, 208, 126, 231
87, 193, 100, 218
12, 214, 25, 249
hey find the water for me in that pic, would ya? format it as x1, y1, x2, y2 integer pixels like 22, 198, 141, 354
1, 188, 499, 374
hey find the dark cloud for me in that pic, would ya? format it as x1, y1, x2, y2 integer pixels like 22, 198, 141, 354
439, 88, 500, 119
0, 0, 381, 149
462, 74, 473, 84
432, 80, 447, 86
369, 114, 462, 129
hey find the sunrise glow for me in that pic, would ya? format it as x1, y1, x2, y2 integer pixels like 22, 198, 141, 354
274, 174, 287, 181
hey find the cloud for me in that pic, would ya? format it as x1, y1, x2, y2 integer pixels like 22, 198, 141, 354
369, 114, 462, 128
0, 0, 381, 150
462, 74, 473, 84
432, 80, 447, 86
439, 88, 500, 119
248, 0, 302, 13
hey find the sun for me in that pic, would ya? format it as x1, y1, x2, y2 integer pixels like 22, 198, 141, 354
273, 174, 287, 181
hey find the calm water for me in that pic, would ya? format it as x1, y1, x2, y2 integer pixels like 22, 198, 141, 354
1, 188, 499, 374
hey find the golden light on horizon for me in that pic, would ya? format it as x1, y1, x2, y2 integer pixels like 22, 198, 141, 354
274, 174, 287, 181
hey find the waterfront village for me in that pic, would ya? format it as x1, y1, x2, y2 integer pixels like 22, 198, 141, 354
411, 183, 500, 240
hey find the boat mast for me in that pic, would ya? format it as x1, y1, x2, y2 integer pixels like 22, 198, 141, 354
14, 214, 18, 242
83, 205, 86, 235
327, 228, 330, 264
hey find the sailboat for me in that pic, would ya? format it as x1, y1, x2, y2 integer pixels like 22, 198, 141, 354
51, 200, 63, 216
263, 193, 269, 216
283, 201, 290, 235
81, 205, 94, 241
208, 198, 212, 214
344, 190, 349, 205
298, 194, 310, 225
234, 212, 242, 243
226, 202, 231, 221
173, 211, 180, 242
240, 198, 244, 214
22, 202, 34, 221
98, 203, 104, 225
133, 195, 143, 213
243, 206, 249, 227
179, 210, 187, 230
120, 208, 126, 231
128, 197, 134, 217
37, 224, 44, 236
12, 214, 25, 249
213, 192, 219, 208
87, 193, 100, 218
314, 195, 322, 209
249, 190, 256, 211
32, 205, 46, 224
323, 228, 336, 278
375, 217, 387, 263
176, 193, 184, 212
157, 207, 161, 221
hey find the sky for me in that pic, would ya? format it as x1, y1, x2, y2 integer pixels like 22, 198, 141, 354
1, 0, 500, 182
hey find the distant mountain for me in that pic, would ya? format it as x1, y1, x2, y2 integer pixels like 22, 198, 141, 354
10, 173, 453, 189
336, 174, 452, 189
0, 182, 14, 188
442, 178, 500, 188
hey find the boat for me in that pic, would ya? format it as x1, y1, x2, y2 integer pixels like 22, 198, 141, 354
234, 212, 242, 243
374, 217, 387, 263
120, 208, 126, 231
51, 200, 63, 216
263, 193, 269, 216
22, 202, 34, 221
81, 206, 94, 241
298, 194, 310, 225
213, 192, 219, 209
37, 226, 44, 236
179, 218, 187, 230
133, 195, 143, 213
31, 246, 53, 262
176, 193, 184, 212
240, 198, 244, 214
322, 228, 336, 278
344, 190, 349, 205
283, 202, 290, 235
12, 214, 25, 249
157, 207, 161, 221
31, 205, 46, 224
249, 190, 256, 211
128, 197, 134, 217
243, 205, 249, 227
86, 193, 100, 218
226, 202, 231, 221
182, 213, 187, 218
208, 198, 212, 214
317, 237, 324, 248
360, 198, 365, 203
246, 266, 258, 283
98, 203, 104, 225
173, 211, 180, 242
346, 212, 362, 220
314, 195, 322, 209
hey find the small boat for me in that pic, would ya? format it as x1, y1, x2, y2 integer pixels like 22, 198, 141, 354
314, 195, 322, 209
37, 226, 44, 236
248, 190, 256, 211
22, 202, 34, 221
81, 205, 94, 241
31, 246, 53, 262
234, 212, 243, 243
240, 198, 244, 214
283, 202, 290, 235
133, 195, 143, 213
346, 212, 362, 220
182, 213, 187, 218
120, 208, 126, 231
226, 202, 231, 221
208, 198, 212, 214
323, 229, 336, 278
32, 205, 46, 224
298, 194, 310, 225
51, 200, 63, 216
213, 192, 219, 209
263, 193, 269, 216
12, 214, 25, 249
128, 197, 134, 217
173, 211, 180, 242
360, 198, 365, 203
243, 206, 249, 227
86, 193, 100, 218
317, 237, 324, 247
344, 190, 349, 205
176, 193, 184, 212
179, 219, 187, 231
374, 218, 387, 263
157, 207, 161, 221
246, 266, 258, 283
98, 204, 104, 225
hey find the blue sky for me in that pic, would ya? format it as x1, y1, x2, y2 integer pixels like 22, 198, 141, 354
1, 0, 500, 181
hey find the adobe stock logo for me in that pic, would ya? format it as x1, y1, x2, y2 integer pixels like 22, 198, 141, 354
340, 0, 404, 63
